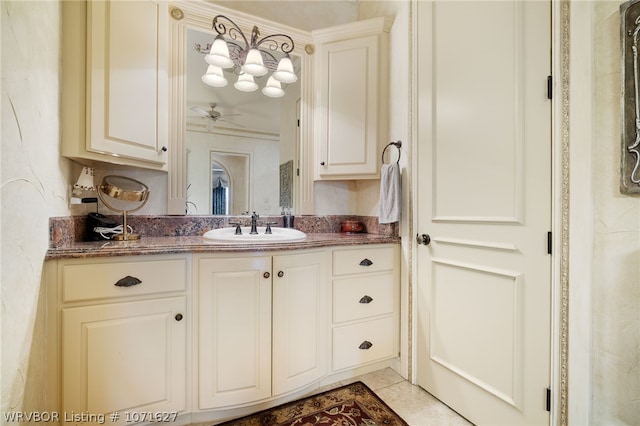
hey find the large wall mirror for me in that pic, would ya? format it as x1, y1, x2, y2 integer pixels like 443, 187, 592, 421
168, 0, 316, 215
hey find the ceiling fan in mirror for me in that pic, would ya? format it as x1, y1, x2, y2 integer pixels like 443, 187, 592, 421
190, 103, 245, 128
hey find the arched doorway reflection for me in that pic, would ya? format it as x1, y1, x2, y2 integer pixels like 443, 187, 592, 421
211, 160, 230, 215
210, 151, 251, 215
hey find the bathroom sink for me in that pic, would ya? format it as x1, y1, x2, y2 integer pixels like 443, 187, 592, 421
203, 227, 307, 243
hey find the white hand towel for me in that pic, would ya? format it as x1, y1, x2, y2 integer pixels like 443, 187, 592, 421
378, 162, 401, 224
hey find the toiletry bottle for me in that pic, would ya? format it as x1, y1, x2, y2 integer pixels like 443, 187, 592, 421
283, 208, 295, 228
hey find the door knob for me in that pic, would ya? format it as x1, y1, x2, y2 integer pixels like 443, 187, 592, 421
416, 233, 431, 245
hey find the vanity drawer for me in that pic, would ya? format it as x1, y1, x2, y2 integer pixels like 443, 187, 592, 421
332, 246, 394, 276
333, 273, 394, 323
332, 317, 396, 371
61, 256, 188, 302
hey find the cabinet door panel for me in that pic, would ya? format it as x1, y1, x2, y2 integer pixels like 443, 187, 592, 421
272, 251, 328, 395
198, 257, 272, 409
326, 43, 369, 166
88, 0, 168, 163
317, 36, 379, 177
62, 297, 186, 419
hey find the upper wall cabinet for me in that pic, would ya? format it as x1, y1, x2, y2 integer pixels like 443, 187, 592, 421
313, 17, 392, 180
61, 1, 169, 170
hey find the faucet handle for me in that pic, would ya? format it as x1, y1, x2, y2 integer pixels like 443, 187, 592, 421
228, 222, 242, 235
265, 222, 278, 234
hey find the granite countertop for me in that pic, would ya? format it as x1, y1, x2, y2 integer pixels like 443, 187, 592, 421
45, 233, 400, 260
47, 215, 400, 260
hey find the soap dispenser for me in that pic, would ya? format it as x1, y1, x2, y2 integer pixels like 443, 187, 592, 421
283, 207, 295, 228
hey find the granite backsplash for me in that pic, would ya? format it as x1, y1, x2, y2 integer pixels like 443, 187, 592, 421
49, 215, 398, 248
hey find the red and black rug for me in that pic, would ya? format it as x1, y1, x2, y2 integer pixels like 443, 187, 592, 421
219, 381, 408, 426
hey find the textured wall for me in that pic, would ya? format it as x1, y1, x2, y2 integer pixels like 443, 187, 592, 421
593, 2, 640, 424
1, 0, 71, 411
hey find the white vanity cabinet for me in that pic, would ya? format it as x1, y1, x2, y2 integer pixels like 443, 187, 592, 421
195, 250, 328, 410
330, 245, 399, 371
61, 0, 169, 170
45, 243, 398, 423
46, 255, 189, 424
313, 17, 392, 180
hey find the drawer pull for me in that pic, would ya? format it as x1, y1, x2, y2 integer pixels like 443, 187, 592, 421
114, 275, 142, 287
359, 340, 373, 350
175, 313, 183, 322
359, 258, 373, 266
359, 295, 373, 304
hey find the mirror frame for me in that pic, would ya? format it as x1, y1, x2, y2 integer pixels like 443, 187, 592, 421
167, 0, 315, 215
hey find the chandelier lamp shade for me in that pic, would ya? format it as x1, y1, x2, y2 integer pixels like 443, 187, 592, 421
197, 15, 298, 98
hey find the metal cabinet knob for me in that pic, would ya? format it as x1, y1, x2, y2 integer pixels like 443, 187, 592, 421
175, 313, 183, 322
359, 341, 373, 350
277, 271, 284, 278
359, 295, 373, 304
263, 272, 271, 279
320, 161, 325, 166
114, 275, 142, 287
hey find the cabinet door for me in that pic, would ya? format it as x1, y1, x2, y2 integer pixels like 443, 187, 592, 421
88, 0, 168, 165
62, 297, 186, 422
198, 257, 272, 409
272, 251, 328, 396
315, 33, 385, 179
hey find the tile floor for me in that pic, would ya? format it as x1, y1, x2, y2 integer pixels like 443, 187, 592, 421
328, 368, 473, 426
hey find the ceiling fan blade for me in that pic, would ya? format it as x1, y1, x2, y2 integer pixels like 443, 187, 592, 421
190, 106, 211, 118
217, 119, 246, 128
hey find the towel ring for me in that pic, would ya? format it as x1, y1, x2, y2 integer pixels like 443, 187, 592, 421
382, 140, 402, 164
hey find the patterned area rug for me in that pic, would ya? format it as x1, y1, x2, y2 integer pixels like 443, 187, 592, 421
218, 381, 408, 426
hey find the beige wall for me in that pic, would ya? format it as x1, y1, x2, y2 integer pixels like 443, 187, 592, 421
1, 0, 71, 411
592, 2, 640, 424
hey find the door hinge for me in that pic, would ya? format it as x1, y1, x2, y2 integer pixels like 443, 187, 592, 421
546, 387, 551, 411
547, 231, 552, 254
547, 75, 553, 99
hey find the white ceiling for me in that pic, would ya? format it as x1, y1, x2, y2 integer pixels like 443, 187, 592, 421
207, 0, 358, 31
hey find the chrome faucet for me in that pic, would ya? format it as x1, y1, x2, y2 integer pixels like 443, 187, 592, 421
250, 211, 259, 234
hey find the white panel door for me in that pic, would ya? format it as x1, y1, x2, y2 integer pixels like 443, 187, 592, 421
198, 256, 272, 409
272, 251, 328, 396
416, 2, 552, 425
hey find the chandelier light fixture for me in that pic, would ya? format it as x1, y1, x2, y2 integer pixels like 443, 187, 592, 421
196, 15, 298, 98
